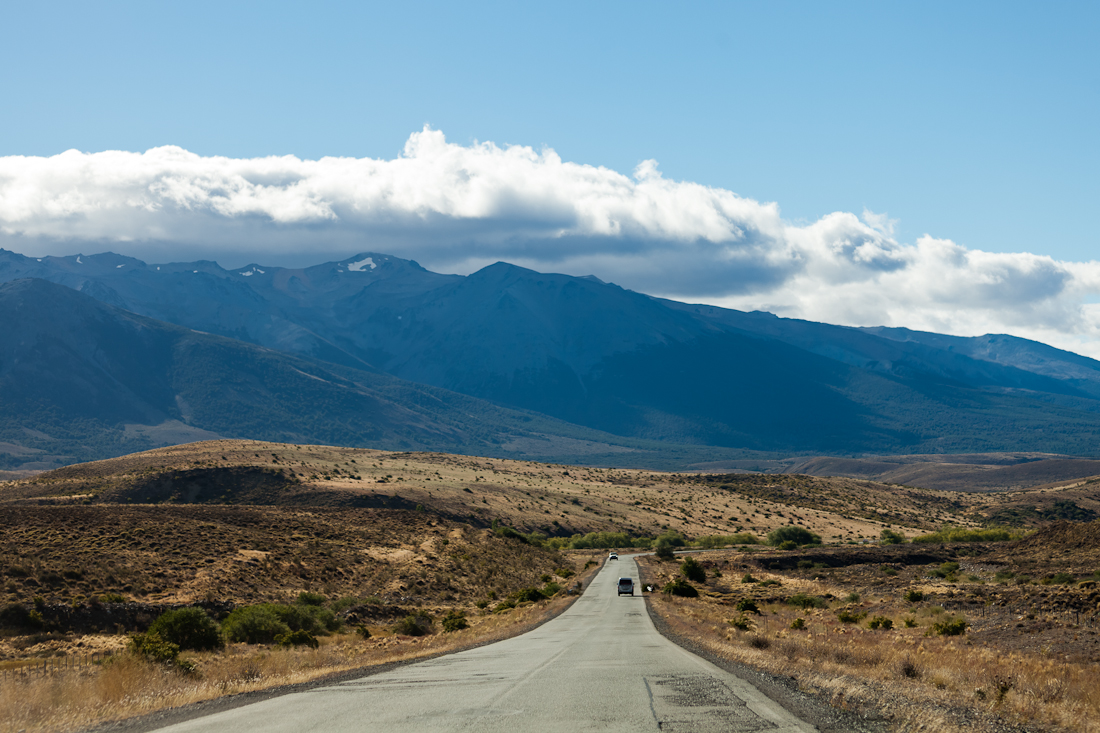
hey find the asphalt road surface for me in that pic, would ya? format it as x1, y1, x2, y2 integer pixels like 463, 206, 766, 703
155, 556, 817, 732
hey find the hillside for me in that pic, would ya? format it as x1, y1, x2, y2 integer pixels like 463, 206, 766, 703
0, 278, 760, 471
0, 438, 1046, 542
5, 248, 1100, 458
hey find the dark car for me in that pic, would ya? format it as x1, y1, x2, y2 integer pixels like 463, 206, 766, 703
617, 577, 634, 596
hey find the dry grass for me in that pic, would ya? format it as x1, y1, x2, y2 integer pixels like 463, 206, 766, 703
0, 566, 598, 733
639, 555, 1100, 733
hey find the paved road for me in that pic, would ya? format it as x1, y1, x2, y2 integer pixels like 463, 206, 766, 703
156, 557, 816, 732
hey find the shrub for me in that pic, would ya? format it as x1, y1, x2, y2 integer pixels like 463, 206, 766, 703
787, 593, 827, 609
868, 615, 893, 630
902, 617, 918, 628
223, 606, 292, 644
880, 566, 898, 576
510, 587, 547, 604
931, 617, 968, 636
554, 568, 575, 578
777, 540, 798, 551
441, 610, 469, 632
729, 614, 754, 631
494, 526, 529, 544
355, 625, 372, 639
741, 573, 758, 584
148, 607, 223, 651
736, 599, 760, 615
844, 592, 861, 603
1043, 572, 1075, 585
904, 589, 924, 603
655, 544, 676, 561
662, 579, 698, 597
766, 526, 822, 547
297, 591, 326, 606
0, 602, 43, 630
797, 559, 814, 569
276, 629, 319, 648
395, 612, 433, 636
912, 527, 1023, 544
475, 599, 489, 609
837, 609, 866, 624
747, 635, 770, 649
758, 579, 781, 587
129, 631, 180, 664
680, 557, 706, 583
880, 529, 906, 544
493, 600, 516, 613
696, 533, 759, 548
544, 581, 561, 596
100, 593, 126, 603
790, 617, 806, 630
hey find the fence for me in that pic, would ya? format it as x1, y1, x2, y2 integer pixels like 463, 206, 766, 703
0, 651, 112, 681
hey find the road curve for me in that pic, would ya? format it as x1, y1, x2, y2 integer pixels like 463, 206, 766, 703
155, 557, 816, 732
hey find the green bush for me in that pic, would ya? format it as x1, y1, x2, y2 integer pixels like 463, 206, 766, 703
544, 581, 561, 596
930, 562, 960, 581
655, 544, 676, 561
759, 579, 781, 587
100, 593, 126, 604
904, 589, 924, 603
297, 591, 326, 606
554, 568, 575, 578
868, 615, 893, 630
662, 579, 698, 597
441, 610, 469, 632
844, 592, 861, 603
880, 529, 906, 545
510, 587, 547, 604
148, 607, 223, 651
931, 617, 968, 636
913, 527, 1024, 544
0, 603, 43, 630
355, 625, 372, 639
395, 612, 433, 636
729, 614, 754, 631
903, 616, 917, 628
276, 629, 319, 648
696, 533, 759, 548
129, 631, 180, 664
680, 557, 706, 583
1043, 572, 1075, 585
766, 526, 822, 547
790, 617, 806, 630
223, 606, 292, 644
736, 599, 760, 615
837, 609, 867, 624
787, 593, 827, 609
741, 573, 758, 584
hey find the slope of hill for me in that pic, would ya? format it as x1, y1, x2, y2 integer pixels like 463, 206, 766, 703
5, 247, 1100, 458
0, 279, 762, 471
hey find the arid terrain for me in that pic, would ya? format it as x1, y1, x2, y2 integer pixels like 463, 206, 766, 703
640, 520, 1100, 732
2, 439, 1100, 732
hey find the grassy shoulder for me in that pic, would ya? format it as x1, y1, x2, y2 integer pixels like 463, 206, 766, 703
637, 546, 1100, 733
0, 555, 603, 733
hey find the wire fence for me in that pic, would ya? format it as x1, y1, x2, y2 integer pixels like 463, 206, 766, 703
0, 651, 113, 680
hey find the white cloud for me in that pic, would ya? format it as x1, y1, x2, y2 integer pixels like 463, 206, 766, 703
1, 126, 1099, 357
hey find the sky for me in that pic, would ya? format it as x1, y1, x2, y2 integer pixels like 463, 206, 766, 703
1, 1, 1098, 356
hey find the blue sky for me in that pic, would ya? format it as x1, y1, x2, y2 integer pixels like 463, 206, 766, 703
1, 1, 1098, 354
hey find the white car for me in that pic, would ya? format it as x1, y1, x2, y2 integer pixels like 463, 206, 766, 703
608, 552, 618, 560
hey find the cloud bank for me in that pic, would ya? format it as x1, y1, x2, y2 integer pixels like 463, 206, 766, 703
2, 127, 1098, 357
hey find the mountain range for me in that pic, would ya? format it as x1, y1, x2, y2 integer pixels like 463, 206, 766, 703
2, 247, 1099, 470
